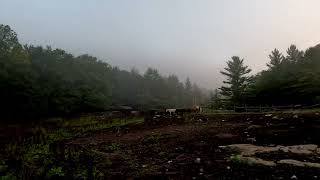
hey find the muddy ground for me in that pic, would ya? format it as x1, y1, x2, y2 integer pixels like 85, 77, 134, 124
65, 112, 320, 179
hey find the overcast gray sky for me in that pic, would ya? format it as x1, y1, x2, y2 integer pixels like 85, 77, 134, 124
1, 0, 320, 89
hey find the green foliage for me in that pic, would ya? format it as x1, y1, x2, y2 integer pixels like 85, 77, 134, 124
246, 44, 320, 105
46, 167, 64, 178
1, 116, 143, 179
267, 48, 284, 69
0, 24, 209, 121
103, 143, 120, 152
230, 154, 242, 163
220, 56, 252, 105
209, 89, 222, 109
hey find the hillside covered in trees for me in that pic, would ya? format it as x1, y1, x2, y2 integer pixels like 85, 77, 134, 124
217, 44, 320, 107
0, 24, 209, 120
2, 23, 320, 120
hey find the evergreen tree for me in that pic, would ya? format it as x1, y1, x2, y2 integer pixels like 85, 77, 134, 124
220, 56, 251, 105
285, 45, 303, 63
267, 49, 284, 69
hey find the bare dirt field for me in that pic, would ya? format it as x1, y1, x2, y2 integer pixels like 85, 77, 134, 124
66, 112, 320, 179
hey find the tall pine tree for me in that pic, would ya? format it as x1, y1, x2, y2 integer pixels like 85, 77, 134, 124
267, 48, 284, 69
220, 56, 251, 105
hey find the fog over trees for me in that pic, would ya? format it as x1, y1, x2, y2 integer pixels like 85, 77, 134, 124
218, 44, 320, 107
0, 24, 209, 120
1, 24, 320, 120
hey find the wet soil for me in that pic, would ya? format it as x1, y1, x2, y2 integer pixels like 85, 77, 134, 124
68, 112, 320, 179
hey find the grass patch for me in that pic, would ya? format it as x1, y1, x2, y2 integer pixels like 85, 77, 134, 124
1, 116, 144, 179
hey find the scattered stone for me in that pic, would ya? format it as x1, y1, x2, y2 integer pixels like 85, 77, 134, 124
247, 125, 263, 130
280, 144, 318, 155
236, 156, 277, 167
215, 133, 237, 139
272, 116, 280, 119
265, 114, 272, 117
293, 115, 299, 119
142, 165, 147, 168
195, 158, 201, 164
167, 160, 172, 164
247, 137, 256, 143
226, 144, 318, 156
226, 166, 231, 170
291, 175, 297, 179
199, 168, 204, 172
278, 159, 320, 169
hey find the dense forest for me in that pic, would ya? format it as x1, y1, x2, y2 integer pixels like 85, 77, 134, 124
0, 24, 209, 120
2, 23, 320, 120
217, 44, 320, 107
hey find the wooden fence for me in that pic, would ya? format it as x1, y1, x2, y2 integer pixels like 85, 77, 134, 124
204, 104, 320, 113
233, 104, 320, 112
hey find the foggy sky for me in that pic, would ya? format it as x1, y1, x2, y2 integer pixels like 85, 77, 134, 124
1, 0, 320, 89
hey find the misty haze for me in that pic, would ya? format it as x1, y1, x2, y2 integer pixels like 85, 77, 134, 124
1, 1, 320, 179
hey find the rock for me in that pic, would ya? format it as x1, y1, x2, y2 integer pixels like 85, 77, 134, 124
247, 125, 263, 130
265, 114, 272, 117
279, 159, 305, 167
247, 137, 256, 143
272, 116, 280, 119
195, 158, 201, 164
278, 159, 320, 169
225, 144, 280, 156
280, 144, 318, 155
215, 133, 237, 139
226, 144, 318, 156
226, 166, 231, 170
233, 156, 277, 167
293, 115, 299, 119
291, 175, 297, 179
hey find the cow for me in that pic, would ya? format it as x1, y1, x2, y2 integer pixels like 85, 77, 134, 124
165, 109, 176, 116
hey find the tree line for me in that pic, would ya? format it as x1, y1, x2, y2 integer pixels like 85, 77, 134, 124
0, 24, 209, 120
216, 44, 320, 108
